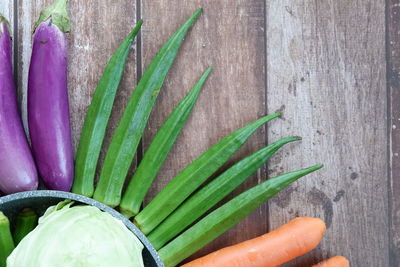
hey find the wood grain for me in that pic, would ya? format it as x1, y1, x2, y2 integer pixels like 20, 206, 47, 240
387, 0, 400, 265
141, 0, 268, 261
266, 1, 388, 266
17, 0, 138, 179
0, 1, 14, 38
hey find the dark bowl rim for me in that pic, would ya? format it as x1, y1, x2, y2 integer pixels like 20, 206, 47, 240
0, 190, 164, 267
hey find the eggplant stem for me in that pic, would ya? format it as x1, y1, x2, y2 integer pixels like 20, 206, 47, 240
34, 0, 70, 32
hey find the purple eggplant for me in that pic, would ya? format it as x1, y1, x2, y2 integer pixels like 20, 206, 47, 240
0, 15, 38, 194
28, 0, 73, 191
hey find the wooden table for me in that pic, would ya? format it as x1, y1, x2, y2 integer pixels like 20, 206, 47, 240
0, 1, 396, 266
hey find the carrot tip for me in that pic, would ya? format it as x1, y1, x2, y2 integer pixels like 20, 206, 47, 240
312, 256, 350, 267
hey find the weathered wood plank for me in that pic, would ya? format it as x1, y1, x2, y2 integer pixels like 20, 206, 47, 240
266, 1, 388, 266
17, 0, 138, 175
141, 0, 267, 261
0, 1, 14, 30
387, 0, 400, 265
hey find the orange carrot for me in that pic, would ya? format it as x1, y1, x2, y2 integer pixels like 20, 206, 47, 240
181, 217, 326, 267
312, 256, 350, 267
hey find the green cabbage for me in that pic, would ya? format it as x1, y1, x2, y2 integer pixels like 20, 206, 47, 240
7, 201, 144, 267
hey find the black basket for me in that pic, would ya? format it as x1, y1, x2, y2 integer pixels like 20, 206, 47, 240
0, 190, 164, 267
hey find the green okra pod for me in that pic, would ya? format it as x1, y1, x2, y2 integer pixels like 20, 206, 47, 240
148, 136, 301, 249
120, 67, 212, 218
12, 208, 38, 245
94, 9, 203, 207
73, 21, 143, 197
158, 164, 323, 267
134, 112, 281, 234
0, 212, 14, 267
